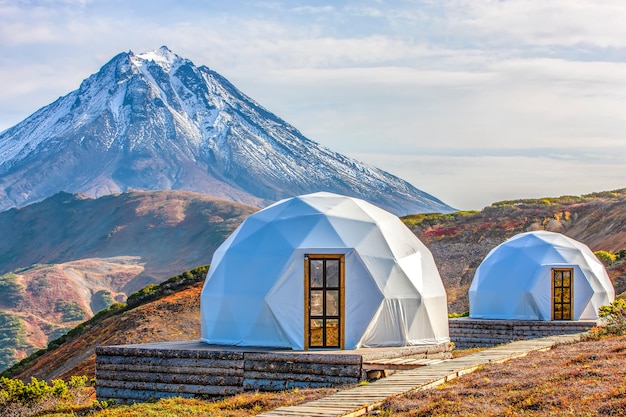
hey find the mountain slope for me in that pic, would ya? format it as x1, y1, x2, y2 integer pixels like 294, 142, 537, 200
0, 46, 453, 216
404, 189, 626, 313
0, 190, 256, 371
0, 190, 255, 279
6, 272, 206, 382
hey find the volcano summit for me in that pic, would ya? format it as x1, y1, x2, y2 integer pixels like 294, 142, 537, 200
0, 46, 453, 215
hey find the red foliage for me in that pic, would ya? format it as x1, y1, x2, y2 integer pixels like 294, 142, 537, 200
423, 226, 460, 239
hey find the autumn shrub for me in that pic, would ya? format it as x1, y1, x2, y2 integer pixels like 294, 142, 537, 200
0, 273, 24, 308
55, 300, 87, 321
0, 313, 31, 371
595, 299, 626, 337
0, 376, 94, 416
594, 250, 616, 266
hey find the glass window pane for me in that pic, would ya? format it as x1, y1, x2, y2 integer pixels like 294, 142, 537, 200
326, 319, 339, 347
554, 272, 562, 287
310, 319, 323, 347
310, 260, 323, 287
563, 290, 571, 303
563, 270, 571, 279
326, 260, 339, 287
310, 290, 323, 316
554, 288, 562, 302
326, 290, 339, 316
563, 276, 571, 288
562, 305, 571, 320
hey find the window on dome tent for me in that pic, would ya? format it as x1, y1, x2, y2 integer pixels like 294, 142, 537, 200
552, 268, 573, 320
304, 254, 345, 349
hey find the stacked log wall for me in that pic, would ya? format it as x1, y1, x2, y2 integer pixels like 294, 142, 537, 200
95, 341, 453, 403
96, 346, 245, 402
449, 318, 596, 349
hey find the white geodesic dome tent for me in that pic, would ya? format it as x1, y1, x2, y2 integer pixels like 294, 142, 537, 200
469, 230, 614, 321
200, 192, 449, 350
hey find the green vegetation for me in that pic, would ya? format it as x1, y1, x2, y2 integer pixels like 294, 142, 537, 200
0, 313, 31, 370
0, 379, 332, 417
0, 273, 24, 308
0, 375, 100, 416
590, 299, 626, 338
55, 300, 87, 322
448, 311, 469, 318
401, 211, 479, 227
489, 188, 626, 209
595, 250, 617, 266
125, 265, 209, 308
0, 265, 210, 379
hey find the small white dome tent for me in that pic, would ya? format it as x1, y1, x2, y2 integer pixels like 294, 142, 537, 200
469, 230, 615, 321
200, 192, 449, 350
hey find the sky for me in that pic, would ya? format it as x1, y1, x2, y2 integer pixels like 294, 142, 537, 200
1, 0, 625, 210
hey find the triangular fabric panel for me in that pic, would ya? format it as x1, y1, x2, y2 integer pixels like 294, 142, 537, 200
201, 192, 450, 349
469, 231, 615, 321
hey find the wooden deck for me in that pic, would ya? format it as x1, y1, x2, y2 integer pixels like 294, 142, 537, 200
259, 333, 584, 417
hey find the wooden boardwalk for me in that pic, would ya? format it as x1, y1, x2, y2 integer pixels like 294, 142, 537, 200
259, 333, 583, 417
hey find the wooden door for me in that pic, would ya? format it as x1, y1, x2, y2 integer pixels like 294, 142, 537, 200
304, 254, 344, 349
552, 268, 573, 320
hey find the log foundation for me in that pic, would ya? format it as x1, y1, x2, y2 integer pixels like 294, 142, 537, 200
449, 318, 597, 349
96, 340, 452, 403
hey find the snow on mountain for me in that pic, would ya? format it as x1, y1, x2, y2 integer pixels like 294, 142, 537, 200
0, 46, 454, 215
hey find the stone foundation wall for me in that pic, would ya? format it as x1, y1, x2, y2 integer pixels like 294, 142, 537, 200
449, 318, 596, 349
96, 341, 451, 403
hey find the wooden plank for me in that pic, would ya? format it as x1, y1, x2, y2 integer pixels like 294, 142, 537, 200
97, 379, 243, 395
96, 369, 243, 386
96, 345, 245, 360
96, 362, 244, 376
96, 354, 244, 369
244, 359, 361, 378
243, 378, 335, 391
243, 370, 359, 385
244, 352, 362, 365
257, 331, 585, 417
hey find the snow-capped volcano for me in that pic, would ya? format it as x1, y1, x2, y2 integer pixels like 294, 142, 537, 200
0, 46, 454, 215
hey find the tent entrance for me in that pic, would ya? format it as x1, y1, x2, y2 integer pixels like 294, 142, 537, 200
552, 268, 573, 320
304, 254, 345, 350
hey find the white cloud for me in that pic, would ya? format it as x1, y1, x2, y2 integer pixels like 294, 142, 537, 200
350, 152, 626, 210
447, 0, 626, 48
1, 0, 625, 209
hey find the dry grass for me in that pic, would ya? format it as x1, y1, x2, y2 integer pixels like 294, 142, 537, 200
374, 335, 626, 416
49, 387, 337, 417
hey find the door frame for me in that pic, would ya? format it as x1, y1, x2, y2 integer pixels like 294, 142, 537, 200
304, 254, 345, 350
551, 267, 574, 321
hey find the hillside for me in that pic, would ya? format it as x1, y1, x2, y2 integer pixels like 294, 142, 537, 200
404, 189, 626, 313
5, 267, 207, 381
6, 189, 625, 383
0, 190, 256, 371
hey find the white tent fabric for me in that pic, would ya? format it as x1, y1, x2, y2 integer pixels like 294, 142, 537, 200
469, 230, 615, 320
200, 192, 449, 349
